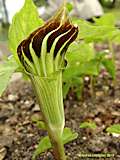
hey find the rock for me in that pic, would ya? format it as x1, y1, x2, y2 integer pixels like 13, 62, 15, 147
114, 98, 120, 107
112, 111, 120, 116
94, 117, 101, 125
96, 91, 104, 97
73, 104, 78, 108
10, 73, 22, 82
0, 136, 13, 148
0, 125, 14, 147
21, 100, 34, 110
88, 136, 105, 153
23, 120, 30, 126
46, 152, 54, 160
112, 133, 120, 138
0, 147, 7, 160
103, 86, 109, 92
84, 76, 90, 82
8, 94, 18, 101
6, 116, 18, 125
32, 104, 40, 112
0, 104, 14, 121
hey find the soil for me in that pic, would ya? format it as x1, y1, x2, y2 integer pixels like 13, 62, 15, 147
0, 44, 120, 160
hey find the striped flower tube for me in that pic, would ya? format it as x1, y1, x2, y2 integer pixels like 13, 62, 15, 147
17, 2, 78, 160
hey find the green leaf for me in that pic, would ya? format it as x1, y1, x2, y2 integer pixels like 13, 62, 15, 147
94, 13, 116, 27
73, 19, 116, 42
63, 60, 99, 81
36, 121, 46, 130
32, 136, 51, 160
32, 127, 78, 160
95, 51, 108, 61
9, 0, 44, 62
62, 127, 78, 145
31, 115, 46, 130
102, 59, 116, 79
0, 56, 18, 96
66, 42, 95, 65
80, 121, 97, 129
106, 124, 120, 134
64, 42, 99, 81
66, 2, 73, 12
63, 82, 71, 99
63, 78, 84, 100
112, 30, 120, 44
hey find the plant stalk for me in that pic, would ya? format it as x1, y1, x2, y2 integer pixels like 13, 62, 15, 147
30, 72, 66, 160
108, 40, 116, 85
109, 41, 115, 62
49, 131, 66, 160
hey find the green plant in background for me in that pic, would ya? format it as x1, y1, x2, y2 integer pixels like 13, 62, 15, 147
32, 126, 78, 159
0, 0, 120, 159
106, 124, 120, 134
0, 0, 78, 159
80, 121, 97, 130
63, 13, 120, 99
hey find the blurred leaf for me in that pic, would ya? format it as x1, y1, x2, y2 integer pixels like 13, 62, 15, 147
63, 59, 99, 81
66, 2, 73, 12
95, 51, 108, 61
62, 127, 78, 144
63, 82, 71, 99
102, 59, 116, 79
32, 136, 51, 160
112, 30, 120, 44
80, 121, 97, 129
36, 121, 46, 130
66, 42, 95, 65
9, 0, 44, 63
32, 127, 78, 160
94, 13, 116, 27
32, 115, 46, 130
72, 77, 84, 99
73, 19, 117, 42
64, 42, 98, 80
0, 56, 18, 96
31, 115, 41, 122
106, 124, 120, 134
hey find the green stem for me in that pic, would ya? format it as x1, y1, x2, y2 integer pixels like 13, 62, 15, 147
49, 132, 66, 160
109, 41, 115, 63
29, 72, 66, 160
108, 40, 116, 85
90, 75, 95, 98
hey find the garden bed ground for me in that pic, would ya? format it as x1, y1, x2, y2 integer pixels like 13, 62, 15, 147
0, 45, 120, 160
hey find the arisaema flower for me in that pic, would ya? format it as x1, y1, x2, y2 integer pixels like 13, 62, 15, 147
17, 3, 78, 76
16, 1, 78, 160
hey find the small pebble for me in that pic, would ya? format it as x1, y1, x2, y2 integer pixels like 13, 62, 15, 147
8, 94, 18, 101
0, 147, 7, 160
32, 104, 40, 112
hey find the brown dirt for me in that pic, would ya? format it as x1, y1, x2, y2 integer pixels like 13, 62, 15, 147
0, 45, 120, 160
